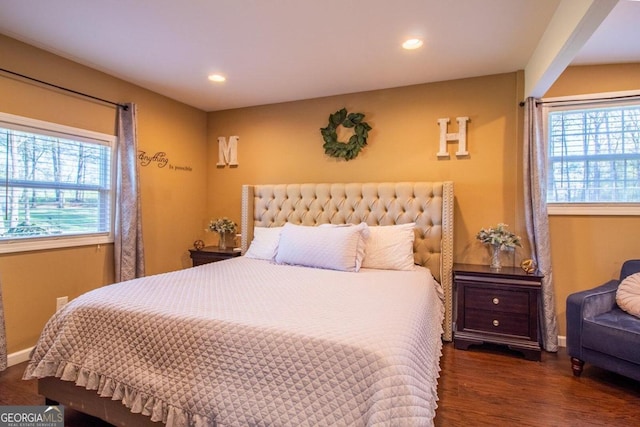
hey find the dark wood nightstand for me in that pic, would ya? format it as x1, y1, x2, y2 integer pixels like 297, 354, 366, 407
453, 263, 543, 361
189, 246, 241, 266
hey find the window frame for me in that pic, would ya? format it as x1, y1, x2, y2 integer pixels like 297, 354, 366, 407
0, 112, 117, 253
542, 91, 640, 216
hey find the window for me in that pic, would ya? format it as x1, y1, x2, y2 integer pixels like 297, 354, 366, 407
0, 112, 116, 253
544, 94, 640, 215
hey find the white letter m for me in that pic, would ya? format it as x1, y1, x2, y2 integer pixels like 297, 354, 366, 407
217, 136, 239, 166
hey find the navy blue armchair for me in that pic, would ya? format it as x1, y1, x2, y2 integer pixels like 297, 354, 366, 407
566, 259, 640, 382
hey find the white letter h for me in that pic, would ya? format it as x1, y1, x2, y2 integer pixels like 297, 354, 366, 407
437, 117, 469, 158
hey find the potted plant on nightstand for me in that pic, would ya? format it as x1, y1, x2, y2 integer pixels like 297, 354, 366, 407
476, 223, 521, 270
208, 217, 237, 250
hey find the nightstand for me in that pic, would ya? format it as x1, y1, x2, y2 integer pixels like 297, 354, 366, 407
453, 263, 542, 361
189, 246, 241, 266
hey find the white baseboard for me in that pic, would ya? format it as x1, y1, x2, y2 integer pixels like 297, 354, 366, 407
558, 335, 566, 348
7, 347, 33, 367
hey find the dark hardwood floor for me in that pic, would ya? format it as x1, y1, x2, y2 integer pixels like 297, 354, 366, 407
436, 343, 640, 426
1, 343, 638, 426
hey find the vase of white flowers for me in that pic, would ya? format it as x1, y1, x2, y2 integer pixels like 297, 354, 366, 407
489, 244, 503, 270
476, 223, 522, 270
208, 217, 237, 250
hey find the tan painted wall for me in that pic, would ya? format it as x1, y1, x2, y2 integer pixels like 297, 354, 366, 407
207, 71, 529, 274
3, 33, 636, 356
208, 63, 640, 339
544, 63, 640, 336
0, 35, 208, 353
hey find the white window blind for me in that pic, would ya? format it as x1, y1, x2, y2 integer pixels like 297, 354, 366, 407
0, 112, 116, 252
545, 97, 640, 210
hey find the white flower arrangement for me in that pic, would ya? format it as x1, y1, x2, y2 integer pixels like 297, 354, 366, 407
208, 217, 237, 234
476, 223, 522, 251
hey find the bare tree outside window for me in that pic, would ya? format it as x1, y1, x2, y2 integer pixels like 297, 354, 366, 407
547, 103, 640, 204
0, 113, 114, 246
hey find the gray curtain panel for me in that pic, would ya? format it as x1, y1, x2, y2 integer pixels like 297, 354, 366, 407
115, 103, 145, 282
523, 97, 558, 352
0, 279, 6, 371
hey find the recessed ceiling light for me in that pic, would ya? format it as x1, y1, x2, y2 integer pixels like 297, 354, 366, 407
402, 38, 423, 50
208, 74, 226, 82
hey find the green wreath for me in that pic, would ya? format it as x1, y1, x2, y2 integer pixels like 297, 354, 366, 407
320, 108, 372, 161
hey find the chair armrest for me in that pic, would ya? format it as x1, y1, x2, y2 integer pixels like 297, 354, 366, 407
620, 259, 640, 281
568, 280, 619, 318
566, 280, 619, 358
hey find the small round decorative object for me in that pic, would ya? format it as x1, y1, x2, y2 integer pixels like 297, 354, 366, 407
520, 258, 536, 274
193, 239, 205, 250
320, 108, 372, 161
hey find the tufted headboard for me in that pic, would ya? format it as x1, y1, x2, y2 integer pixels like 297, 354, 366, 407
240, 182, 454, 341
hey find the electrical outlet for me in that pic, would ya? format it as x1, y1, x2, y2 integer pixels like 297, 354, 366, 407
56, 296, 68, 311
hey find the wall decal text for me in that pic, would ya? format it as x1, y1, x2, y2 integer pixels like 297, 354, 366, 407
138, 151, 169, 168
138, 151, 192, 172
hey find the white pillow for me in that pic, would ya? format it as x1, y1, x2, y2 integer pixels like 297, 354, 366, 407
362, 223, 416, 271
616, 272, 640, 318
275, 222, 369, 272
244, 226, 283, 261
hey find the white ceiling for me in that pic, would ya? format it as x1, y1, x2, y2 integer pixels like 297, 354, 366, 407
571, 0, 640, 65
0, 0, 639, 112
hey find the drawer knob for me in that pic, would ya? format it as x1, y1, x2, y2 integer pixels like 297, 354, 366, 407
492, 319, 500, 327
492, 297, 500, 305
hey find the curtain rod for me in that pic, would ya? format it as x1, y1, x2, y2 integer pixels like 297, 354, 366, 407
0, 67, 128, 111
519, 93, 640, 107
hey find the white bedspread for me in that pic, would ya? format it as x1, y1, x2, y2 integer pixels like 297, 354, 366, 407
24, 257, 444, 426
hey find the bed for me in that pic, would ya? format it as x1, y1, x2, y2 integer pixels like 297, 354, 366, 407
24, 181, 454, 426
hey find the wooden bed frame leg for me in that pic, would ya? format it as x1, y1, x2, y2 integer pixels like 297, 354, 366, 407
570, 357, 585, 377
